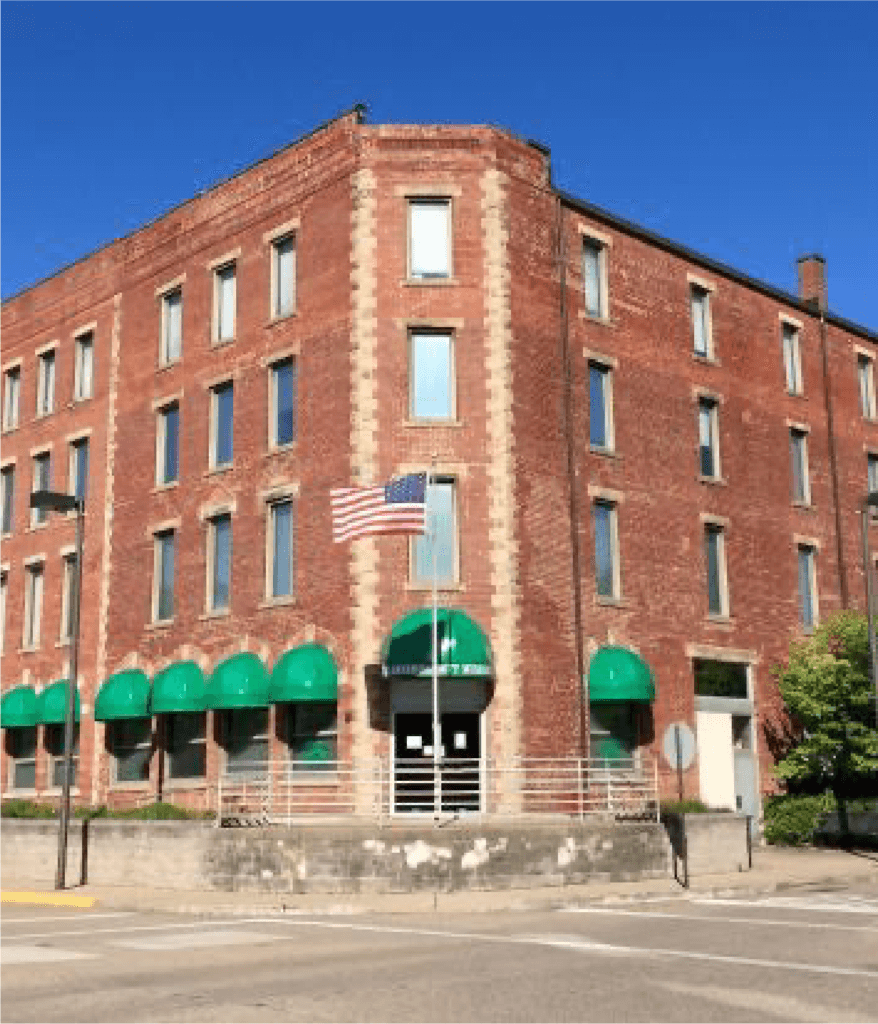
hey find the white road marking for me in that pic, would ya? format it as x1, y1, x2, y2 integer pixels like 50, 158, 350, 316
6, 919, 257, 941
2, 945, 97, 965
113, 929, 285, 951
659, 980, 874, 1024
1, 911, 134, 925
560, 905, 878, 932
692, 896, 878, 915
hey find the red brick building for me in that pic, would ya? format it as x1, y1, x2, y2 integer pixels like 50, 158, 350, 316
2, 108, 875, 821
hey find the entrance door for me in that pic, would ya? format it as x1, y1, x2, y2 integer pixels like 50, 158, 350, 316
393, 712, 481, 813
394, 713, 434, 813
695, 710, 735, 810
732, 714, 759, 829
440, 712, 481, 813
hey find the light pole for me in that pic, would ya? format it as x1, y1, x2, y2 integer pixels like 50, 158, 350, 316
29, 489, 84, 890
861, 491, 878, 728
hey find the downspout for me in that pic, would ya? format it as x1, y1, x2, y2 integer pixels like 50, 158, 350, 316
818, 308, 849, 606
556, 195, 589, 758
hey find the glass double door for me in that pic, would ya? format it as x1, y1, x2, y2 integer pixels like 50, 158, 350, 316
393, 712, 481, 814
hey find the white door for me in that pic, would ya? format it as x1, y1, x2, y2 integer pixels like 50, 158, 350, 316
696, 711, 735, 810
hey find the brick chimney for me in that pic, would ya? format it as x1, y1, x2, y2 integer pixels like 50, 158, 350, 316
797, 254, 827, 310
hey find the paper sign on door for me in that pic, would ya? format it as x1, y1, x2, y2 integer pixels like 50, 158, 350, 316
454, 732, 467, 750
406, 735, 423, 750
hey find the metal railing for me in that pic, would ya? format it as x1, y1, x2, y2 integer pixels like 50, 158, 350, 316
215, 756, 660, 825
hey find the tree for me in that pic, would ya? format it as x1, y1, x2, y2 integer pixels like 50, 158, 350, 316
773, 612, 878, 834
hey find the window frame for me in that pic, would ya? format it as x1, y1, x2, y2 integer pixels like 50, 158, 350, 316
155, 401, 180, 487
152, 528, 176, 624
222, 706, 270, 776
1, 569, 8, 655
206, 511, 232, 614
593, 498, 621, 601
265, 496, 295, 602
789, 426, 811, 506
2, 365, 21, 431
408, 197, 452, 281
110, 718, 153, 785
7, 725, 37, 791
36, 348, 57, 417
268, 357, 297, 450
588, 360, 614, 452
164, 711, 207, 781
704, 521, 730, 619
781, 322, 803, 396
581, 237, 609, 320
797, 544, 819, 632
209, 380, 234, 471
858, 353, 877, 420
285, 701, 338, 774
409, 330, 455, 422
68, 436, 90, 503
160, 287, 183, 366
30, 451, 52, 527
410, 476, 459, 588
690, 285, 713, 359
697, 396, 721, 480
270, 233, 297, 320
59, 550, 77, 644
46, 722, 80, 789
213, 262, 237, 344
23, 560, 44, 650
1, 463, 14, 535
73, 331, 95, 401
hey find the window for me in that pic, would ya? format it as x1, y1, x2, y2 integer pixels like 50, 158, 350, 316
590, 702, 637, 762
153, 530, 175, 623
36, 350, 56, 416
68, 438, 89, 502
160, 289, 183, 365
0, 571, 7, 653
782, 323, 802, 395
704, 523, 729, 617
156, 402, 180, 485
214, 263, 236, 343
285, 702, 337, 772
790, 428, 810, 505
110, 719, 152, 783
698, 398, 720, 478
858, 354, 876, 419
74, 333, 94, 400
593, 500, 620, 599
267, 499, 294, 599
269, 358, 296, 448
588, 363, 614, 450
165, 712, 206, 779
207, 513, 231, 613
7, 727, 37, 790
410, 332, 453, 421
60, 553, 77, 643
23, 563, 43, 648
2, 366, 21, 430
409, 199, 450, 279
798, 545, 818, 631
691, 286, 711, 358
210, 381, 234, 469
46, 723, 79, 788
869, 455, 878, 505
224, 707, 269, 775
1, 465, 14, 534
582, 239, 607, 318
272, 235, 296, 318
694, 659, 749, 699
31, 452, 51, 526
412, 478, 457, 586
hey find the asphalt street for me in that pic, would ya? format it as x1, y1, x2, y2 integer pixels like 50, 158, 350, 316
2, 886, 877, 1023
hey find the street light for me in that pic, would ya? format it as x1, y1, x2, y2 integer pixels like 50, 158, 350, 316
861, 491, 878, 728
29, 489, 84, 890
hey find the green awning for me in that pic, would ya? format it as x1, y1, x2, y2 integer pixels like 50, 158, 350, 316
205, 653, 269, 710
152, 661, 207, 714
95, 669, 151, 721
381, 608, 492, 678
588, 646, 656, 703
1, 686, 39, 728
269, 644, 338, 702
38, 680, 81, 724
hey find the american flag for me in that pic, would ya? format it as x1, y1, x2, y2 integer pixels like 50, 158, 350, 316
331, 473, 428, 543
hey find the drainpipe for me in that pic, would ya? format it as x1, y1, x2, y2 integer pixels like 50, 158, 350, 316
818, 309, 849, 607
556, 195, 588, 758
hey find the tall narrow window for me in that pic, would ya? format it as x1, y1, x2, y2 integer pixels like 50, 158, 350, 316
110, 719, 152, 783
2, 366, 21, 431
0, 571, 7, 653
210, 381, 234, 469
409, 199, 450, 279
47, 723, 79, 788
798, 545, 818, 630
60, 552, 77, 642
268, 499, 294, 599
224, 707, 269, 775
215, 264, 236, 342
37, 350, 56, 416
68, 438, 89, 502
790, 428, 810, 505
74, 333, 94, 400
858, 354, 876, 419
272, 235, 296, 318
166, 712, 206, 779
153, 530, 175, 623
869, 454, 878, 500
412, 478, 457, 586
156, 402, 179, 485
269, 358, 296, 448
782, 323, 802, 395
582, 240, 606, 318
207, 513, 231, 613
286, 703, 338, 772
589, 363, 613, 450
691, 287, 711, 358
411, 332, 453, 421
593, 500, 620, 599
704, 523, 729, 617
31, 452, 51, 526
1, 465, 14, 534
23, 562, 44, 649
161, 289, 183, 365
698, 398, 720, 478
8, 726, 36, 790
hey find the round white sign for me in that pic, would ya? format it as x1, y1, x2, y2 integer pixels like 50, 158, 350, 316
662, 722, 696, 771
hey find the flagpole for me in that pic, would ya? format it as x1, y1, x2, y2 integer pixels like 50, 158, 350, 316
430, 455, 440, 821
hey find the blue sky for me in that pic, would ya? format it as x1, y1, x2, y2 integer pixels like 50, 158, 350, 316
3, 1, 876, 330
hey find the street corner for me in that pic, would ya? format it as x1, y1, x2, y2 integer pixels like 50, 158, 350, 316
2, 890, 98, 909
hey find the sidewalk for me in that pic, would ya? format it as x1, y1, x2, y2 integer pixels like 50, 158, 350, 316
3, 846, 876, 917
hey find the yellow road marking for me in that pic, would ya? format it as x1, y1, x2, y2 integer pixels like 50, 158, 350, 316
1, 891, 97, 908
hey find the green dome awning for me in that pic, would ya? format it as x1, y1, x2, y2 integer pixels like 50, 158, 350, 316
1, 687, 39, 728
205, 653, 269, 710
152, 661, 207, 714
589, 646, 656, 703
38, 680, 81, 724
95, 669, 151, 721
269, 644, 338, 703
381, 608, 492, 678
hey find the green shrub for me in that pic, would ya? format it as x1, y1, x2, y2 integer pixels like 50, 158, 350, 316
1, 799, 57, 818
763, 793, 834, 845
108, 801, 212, 820
660, 798, 712, 814
1, 799, 211, 821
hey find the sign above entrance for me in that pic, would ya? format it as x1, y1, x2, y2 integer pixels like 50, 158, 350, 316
662, 722, 696, 771
381, 608, 492, 678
